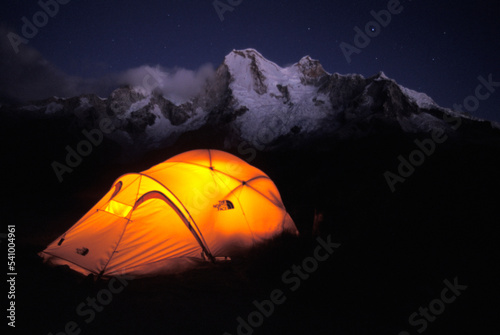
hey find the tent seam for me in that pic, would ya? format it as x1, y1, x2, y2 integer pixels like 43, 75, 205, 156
135, 173, 213, 258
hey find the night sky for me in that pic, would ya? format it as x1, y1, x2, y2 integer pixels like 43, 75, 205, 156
1, 0, 499, 121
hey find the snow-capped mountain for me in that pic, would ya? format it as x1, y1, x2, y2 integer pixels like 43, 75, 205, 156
3, 48, 498, 151
204, 49, 456, 147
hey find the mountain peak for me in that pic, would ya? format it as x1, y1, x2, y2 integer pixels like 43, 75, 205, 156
227, 48, 265, 60
295, 55, 329, 82
374, 71, 390, 80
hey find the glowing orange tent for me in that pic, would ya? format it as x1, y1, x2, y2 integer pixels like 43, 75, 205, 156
39, 149, 298, 277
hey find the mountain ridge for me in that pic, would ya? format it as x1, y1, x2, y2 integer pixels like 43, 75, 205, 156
2, 48, 498, 152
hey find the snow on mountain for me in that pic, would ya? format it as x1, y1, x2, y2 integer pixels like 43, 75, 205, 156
45, 102, 64, 115
400, 86, 439, 110
222, 49, 333, 146
2, 48, 497, 151
216, 49, 466, 148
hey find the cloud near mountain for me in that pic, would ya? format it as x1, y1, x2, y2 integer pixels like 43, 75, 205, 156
0, 26, 215, 104
116, 64, 215, 104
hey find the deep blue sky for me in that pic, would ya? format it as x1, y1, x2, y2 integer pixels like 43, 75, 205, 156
1, 0, 499, 121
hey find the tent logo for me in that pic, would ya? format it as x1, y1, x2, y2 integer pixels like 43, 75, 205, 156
213, 200, 235, 211
76, 247, 89, 256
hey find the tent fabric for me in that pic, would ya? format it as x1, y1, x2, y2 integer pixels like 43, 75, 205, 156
39, 149, 298, 277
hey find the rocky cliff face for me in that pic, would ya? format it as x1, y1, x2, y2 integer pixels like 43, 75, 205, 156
2, 48, 498, 152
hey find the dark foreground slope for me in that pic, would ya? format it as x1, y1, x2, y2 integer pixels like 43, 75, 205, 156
2, 111, 500, 335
